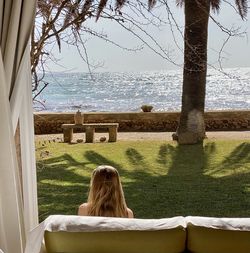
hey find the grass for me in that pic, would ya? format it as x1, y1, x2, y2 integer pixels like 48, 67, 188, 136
36, 139, 250, 221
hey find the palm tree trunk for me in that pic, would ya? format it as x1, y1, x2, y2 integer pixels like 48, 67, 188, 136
176, 0, 210, 144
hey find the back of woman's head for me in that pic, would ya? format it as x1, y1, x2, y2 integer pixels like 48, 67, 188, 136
87, 165, 128, 217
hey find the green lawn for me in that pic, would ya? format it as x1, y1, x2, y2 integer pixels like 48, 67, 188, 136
36, 139, 250, 221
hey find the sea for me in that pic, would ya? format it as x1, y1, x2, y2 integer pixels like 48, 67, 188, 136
34, 67, 250, 112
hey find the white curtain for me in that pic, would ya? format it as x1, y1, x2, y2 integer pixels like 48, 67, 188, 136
0, 0, 38, 253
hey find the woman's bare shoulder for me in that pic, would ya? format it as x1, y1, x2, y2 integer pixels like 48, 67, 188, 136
127, 208, 134, 218
78, 203, 89, 216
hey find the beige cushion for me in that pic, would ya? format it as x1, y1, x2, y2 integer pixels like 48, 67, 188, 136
45, 229, 186, 253
186, 216, 250, 253
44, 215, 186, 253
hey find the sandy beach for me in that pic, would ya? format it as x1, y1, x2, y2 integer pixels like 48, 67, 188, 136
35, 131, 250, 142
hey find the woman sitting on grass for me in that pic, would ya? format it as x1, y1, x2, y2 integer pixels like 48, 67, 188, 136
78, 165, 134, 218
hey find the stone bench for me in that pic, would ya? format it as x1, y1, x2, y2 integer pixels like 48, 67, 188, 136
61, 123, 119, 143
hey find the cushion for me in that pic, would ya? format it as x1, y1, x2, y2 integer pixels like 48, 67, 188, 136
186, 216, 250, 253
44, 215, 187, 253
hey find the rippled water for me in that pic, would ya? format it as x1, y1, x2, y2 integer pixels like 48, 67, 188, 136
35, 67, 250, 112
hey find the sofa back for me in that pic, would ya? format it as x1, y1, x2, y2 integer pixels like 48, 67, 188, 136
43, 215, 186, 253
186, 216, 250, 253
42, 215, 250, 253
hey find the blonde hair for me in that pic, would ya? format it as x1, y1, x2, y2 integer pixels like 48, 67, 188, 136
87, 165, 128, 217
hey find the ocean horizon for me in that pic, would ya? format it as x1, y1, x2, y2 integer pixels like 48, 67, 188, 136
34, 67, 250, 112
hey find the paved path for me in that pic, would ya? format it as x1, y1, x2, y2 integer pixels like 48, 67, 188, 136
36, 131, 250, 142
117, 131, 250, 141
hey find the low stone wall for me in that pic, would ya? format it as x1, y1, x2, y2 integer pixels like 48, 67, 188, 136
34, 110, 250, 134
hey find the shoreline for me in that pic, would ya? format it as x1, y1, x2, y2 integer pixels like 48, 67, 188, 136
35, 109, 250, 113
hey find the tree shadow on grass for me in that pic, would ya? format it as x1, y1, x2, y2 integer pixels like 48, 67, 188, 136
37, 142, 250, 220
37, 153, 92, 221
162, 142, 219, 217
210, 142, 250, 175
122, 142, 250, 218
39, 153, 90, 168
156, 144, 169, 166
126, 148, 145, 166
84, 150, 122, 170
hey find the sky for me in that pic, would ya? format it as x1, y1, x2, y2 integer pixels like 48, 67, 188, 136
45, 1, 250, 73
